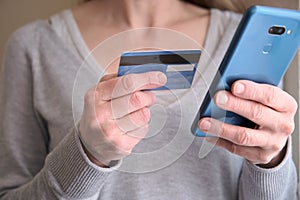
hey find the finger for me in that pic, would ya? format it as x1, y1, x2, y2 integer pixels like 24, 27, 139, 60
97, 71, 167, 101
231, 80, 298, 113
99, 121, 148, 152
111, 125, 149, 152
214, 91, 294, 133
115, 107, 150, 133
198, 118, 272, 147
110, 91, 155, 119
206, 138, 279, 165
100, 73, 117, 82
126, 124, 149, 139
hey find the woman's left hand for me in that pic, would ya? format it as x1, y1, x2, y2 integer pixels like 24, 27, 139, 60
198, 80, 298, 168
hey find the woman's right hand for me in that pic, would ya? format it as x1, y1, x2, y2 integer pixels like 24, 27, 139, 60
79, 71, 167, 167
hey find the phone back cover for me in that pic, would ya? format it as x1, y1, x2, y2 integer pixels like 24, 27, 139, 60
192, 6, 300, 137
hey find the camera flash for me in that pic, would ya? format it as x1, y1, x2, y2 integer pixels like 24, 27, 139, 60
287, 29, 292, 35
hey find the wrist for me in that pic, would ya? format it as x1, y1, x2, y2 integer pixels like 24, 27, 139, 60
80, 140, 110, 168
257, 143, 287, 169
85, 148, 109, 168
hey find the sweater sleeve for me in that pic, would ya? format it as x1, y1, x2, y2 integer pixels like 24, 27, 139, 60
0, 26, 119, 200
238, 137, 298, 200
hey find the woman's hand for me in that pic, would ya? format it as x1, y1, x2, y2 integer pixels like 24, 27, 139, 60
198, 80, 298, 168
79, 71, 167, 167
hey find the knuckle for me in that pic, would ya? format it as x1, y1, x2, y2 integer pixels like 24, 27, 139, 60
258, 152, 272, 164
279, 121, 295, 135
142, 124, 149, 133
144, 72, 159, 88
127, 125, 149, 139
252, 104, 264, 121
144, 91, 156, 105
266, 86, 277, 105
248, 86, 258, 100
130, 92, 144, 107
290, 97, 298, 114
137, 108, 151, 124
146, 73, 153, 86
138, 124, 150, 138
218, 123, 227, 137
228, 97, 240, 111
235, 129, 250, 145
270, 143, 282, 152
122, 75, 135, 92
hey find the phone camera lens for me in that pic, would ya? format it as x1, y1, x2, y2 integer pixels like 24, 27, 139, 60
269, 26, 286, 35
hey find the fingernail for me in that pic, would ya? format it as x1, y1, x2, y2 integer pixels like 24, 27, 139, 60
157, 72, 167, 84
235, 82, 245, 94
216, 92, 228, 106
200, 120, 211, 131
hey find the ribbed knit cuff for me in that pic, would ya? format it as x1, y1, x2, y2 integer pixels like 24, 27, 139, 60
46, 129, 120, 199
240, 137, 297, 200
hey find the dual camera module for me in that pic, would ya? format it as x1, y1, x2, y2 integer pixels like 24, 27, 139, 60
268, 26, 286, 35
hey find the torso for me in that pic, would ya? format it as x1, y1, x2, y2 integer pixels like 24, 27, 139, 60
28, 7, 243, 199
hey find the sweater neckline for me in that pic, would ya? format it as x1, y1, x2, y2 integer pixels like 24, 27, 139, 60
61, 8, 216, 74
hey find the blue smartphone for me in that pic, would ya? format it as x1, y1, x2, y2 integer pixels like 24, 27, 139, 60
191, 6, 300, 137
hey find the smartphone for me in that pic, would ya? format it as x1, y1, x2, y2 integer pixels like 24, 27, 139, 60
191, 6, 300, 137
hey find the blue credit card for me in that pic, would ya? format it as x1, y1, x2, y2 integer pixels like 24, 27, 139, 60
117, 50, 201, 90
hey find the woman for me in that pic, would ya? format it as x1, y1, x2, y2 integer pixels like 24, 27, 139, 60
0, 0, 297, 199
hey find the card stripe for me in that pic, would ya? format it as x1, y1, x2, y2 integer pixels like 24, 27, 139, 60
120, 51, 201, 66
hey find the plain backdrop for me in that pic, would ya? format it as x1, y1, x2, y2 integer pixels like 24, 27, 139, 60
0, 0, 78, 65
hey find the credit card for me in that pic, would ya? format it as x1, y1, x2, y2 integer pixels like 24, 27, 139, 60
117, 50, 201, 90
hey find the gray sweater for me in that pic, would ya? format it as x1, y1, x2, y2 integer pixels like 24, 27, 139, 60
0, 8, 298, 200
